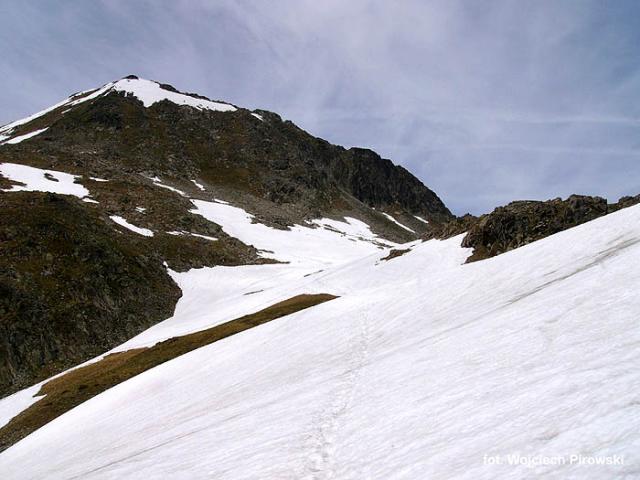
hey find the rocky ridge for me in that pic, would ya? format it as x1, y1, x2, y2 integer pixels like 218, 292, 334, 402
426, 194, 640, 262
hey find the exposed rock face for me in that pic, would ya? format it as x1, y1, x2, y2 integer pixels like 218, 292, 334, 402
423, 214, 478, 241
330, 148, 451, 223
0, 188, 264, 397
610, 194, 640, 212
461, 195, 610, 262
0, 193, 182, 396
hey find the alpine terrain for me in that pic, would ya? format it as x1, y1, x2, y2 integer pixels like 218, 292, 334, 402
0, 76, 638, 479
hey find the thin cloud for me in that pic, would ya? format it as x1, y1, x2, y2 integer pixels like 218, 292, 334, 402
1, 0, 639, 215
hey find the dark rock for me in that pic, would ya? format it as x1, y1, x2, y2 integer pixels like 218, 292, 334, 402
0, 192, 183, 396
423, 214, 478, 241
159, 83, 179, 93
610, 194, 640, 212
461, 195, 609, 262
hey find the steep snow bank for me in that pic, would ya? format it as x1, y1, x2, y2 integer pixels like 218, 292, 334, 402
1, 206, 639, 479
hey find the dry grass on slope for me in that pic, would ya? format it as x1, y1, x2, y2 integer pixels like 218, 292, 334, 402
0, 293, 337, 452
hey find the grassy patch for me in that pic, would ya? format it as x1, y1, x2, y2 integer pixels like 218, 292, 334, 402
0, 293, 336, 451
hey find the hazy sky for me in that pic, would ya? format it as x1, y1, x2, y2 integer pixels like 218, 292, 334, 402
1, 0, 639, 214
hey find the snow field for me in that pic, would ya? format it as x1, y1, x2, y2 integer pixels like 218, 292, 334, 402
1, 204, 638, 478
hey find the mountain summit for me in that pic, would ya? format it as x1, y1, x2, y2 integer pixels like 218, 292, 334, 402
1, 75, 452, 230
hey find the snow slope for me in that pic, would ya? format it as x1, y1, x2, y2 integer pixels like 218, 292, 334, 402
112, 77, 237, 112
1, 205, 639, 479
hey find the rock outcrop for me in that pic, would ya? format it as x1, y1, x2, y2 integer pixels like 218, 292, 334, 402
0, 193, 181, 396
460, 195, 635, 262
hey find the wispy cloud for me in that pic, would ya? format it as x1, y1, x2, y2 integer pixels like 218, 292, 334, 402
1, 0, 639, 214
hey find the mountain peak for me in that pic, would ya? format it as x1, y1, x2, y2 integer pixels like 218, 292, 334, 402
107, 76, 237, 111
0, 76, 452, 225
0, 76, 236, 140
69, 76, 238, 113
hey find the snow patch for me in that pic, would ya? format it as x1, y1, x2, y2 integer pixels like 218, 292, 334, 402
382, 212, 416, 233
414, 215, 429, 224
0, 163, 90, 198
167, 230, 217, 241
110, 216, 154, 237
190, 232, 218, 241
146, 176, 187, 197
112, 78, 237, 112
0, 77, 236, 144
191, 179, 205, 191
0, 385, 42, 430
0, 86, 110, 139
2, 128, 48, 145
190, 199, 395, 266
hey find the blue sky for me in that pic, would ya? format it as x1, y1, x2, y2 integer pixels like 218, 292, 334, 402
1, 0, 639, 215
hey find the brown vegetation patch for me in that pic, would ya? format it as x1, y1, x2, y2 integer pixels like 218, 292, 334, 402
0, 293, 337, 451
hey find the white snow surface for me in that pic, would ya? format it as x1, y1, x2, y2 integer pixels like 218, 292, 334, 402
190, 232, 218, 241
2, 128, 48, 145
109, 216, 154, 237
166, 230, 217, 242
0, 86, 110, 142
112, 78, 237, 112
0, 163, 90, 198
147, 176, 187, 196
1, 205, 640, 479
0, 77, 235, 145
191, 179, 206, 191
382, 212, 416, 233
414, 215, 429, 224
0, 386, 41, 430
191, 199, 395, 266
